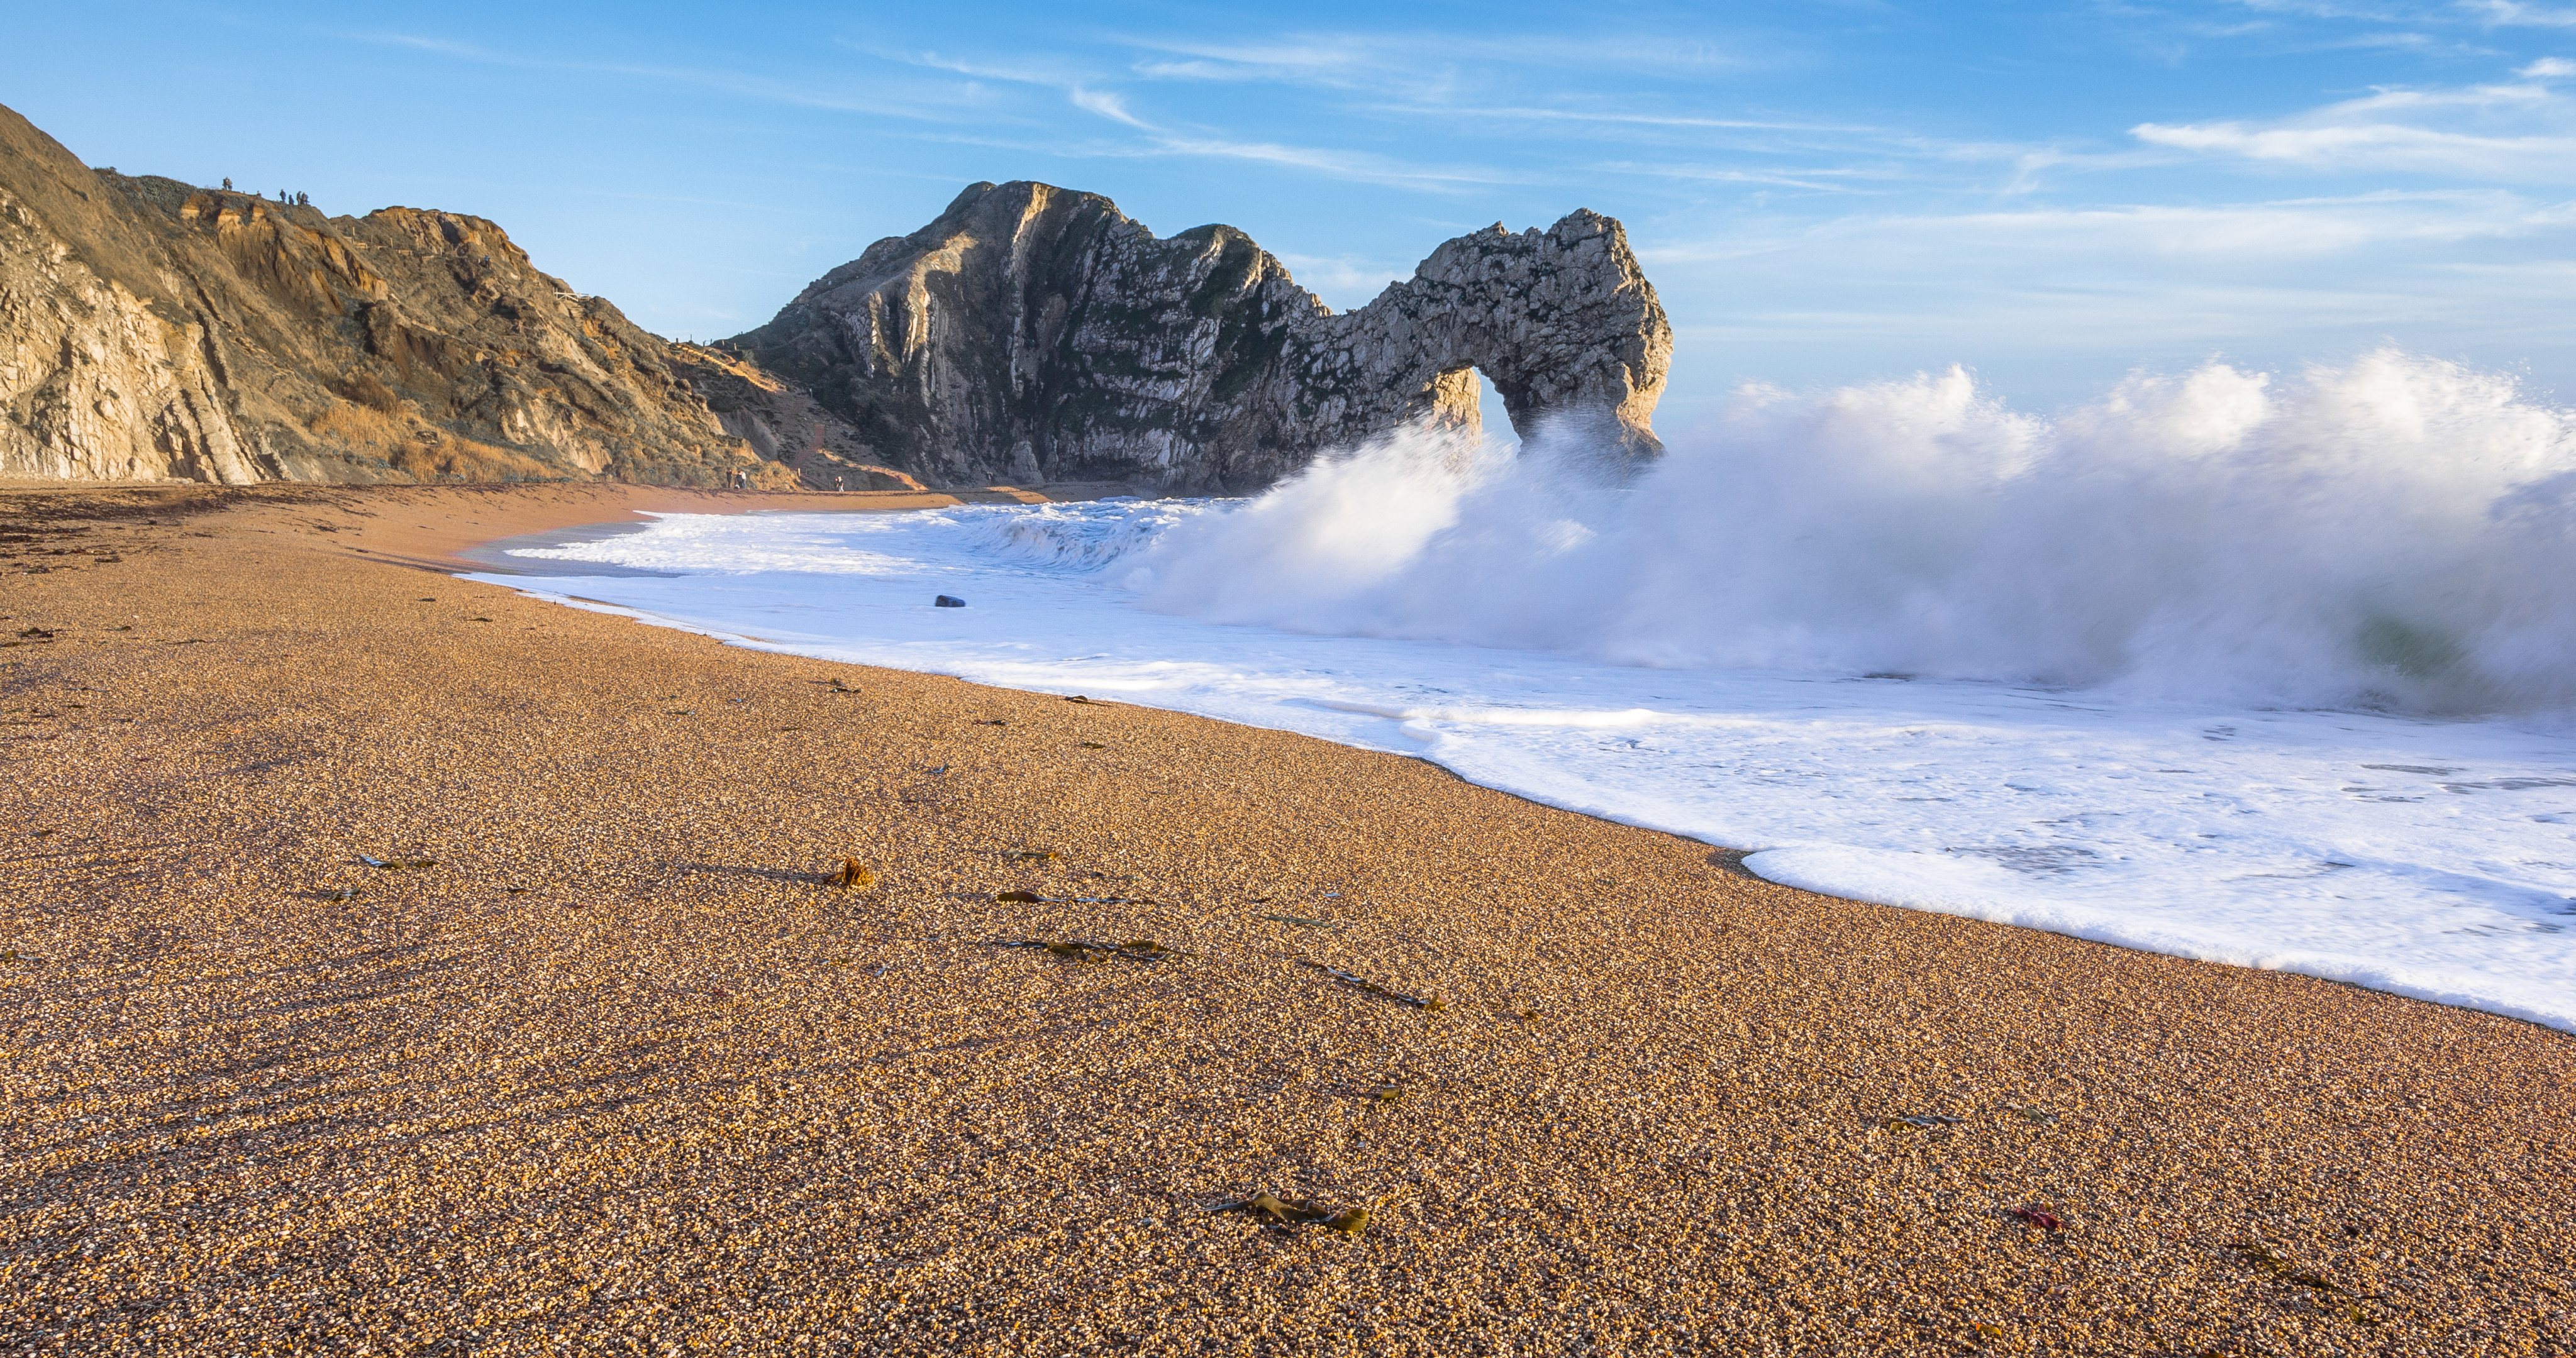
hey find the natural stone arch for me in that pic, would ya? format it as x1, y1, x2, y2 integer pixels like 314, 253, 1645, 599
733, 184, 1674, 491
1322, 214, 1672, 461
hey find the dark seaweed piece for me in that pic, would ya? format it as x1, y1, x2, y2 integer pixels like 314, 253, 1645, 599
989, 938, 1182, 964
1298, 959, 1443, 1011
1210, 1191, 1368, 1234
2235, 1242, 2343, 1291
2008, 1205, 2063, 1230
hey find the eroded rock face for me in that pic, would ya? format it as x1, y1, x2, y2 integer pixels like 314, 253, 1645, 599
663, 343, 926, 491
0, 101, 784, 487
731, 181, 1672, 491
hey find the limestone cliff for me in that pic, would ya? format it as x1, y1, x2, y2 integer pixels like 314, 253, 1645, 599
729, 180, 1672, 492
663, 343, 926, 491
0, 102, 789, 487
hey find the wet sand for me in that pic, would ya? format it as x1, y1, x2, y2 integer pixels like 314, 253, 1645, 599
2, 482, 2570, 1355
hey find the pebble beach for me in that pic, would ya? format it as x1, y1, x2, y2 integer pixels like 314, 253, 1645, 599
3, 482, 2570, 1355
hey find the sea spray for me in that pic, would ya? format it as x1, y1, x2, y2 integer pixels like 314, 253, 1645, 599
1125, 348, 2576, 715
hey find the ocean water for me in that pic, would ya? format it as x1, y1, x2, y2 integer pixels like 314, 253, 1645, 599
470, 350, 2576, 1032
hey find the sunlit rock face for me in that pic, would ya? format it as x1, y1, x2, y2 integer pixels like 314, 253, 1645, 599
731, 180, 1674, 492
0, 101, 787, 487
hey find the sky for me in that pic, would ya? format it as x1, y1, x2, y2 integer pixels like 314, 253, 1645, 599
11, 1, 2575, 431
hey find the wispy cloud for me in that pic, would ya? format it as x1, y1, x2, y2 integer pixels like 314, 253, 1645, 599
889, 47, 1155, 129
1270, 250, 1410, 304
2465, 1, 2576, 27
1069, 87, 1152, 128
1121, 30, 1762, 88
1392, 105, 1872, 134
1629, 185, 2576, 397
2135, 118, 2576, 172
1635, 191, 2576, 307
872, 42, 1518, 190
899, 126, 1519, 194
1923, 190, 2576, 255
2131, 67, 2576, 177
1124, 136, 1518, 190
358, 32, 983, 119
1612, 162, 1893, 194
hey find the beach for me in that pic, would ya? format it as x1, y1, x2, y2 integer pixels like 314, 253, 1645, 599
3, 482, 2570, 1354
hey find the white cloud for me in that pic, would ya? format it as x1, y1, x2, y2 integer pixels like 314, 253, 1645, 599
901, 50, 1097, 87
1070, 87, 1153, 128
1614, 162, 1889, 194
2465, 1, 2576, 26
2134, 118, 2576, 174
1142, 136, 1517, 190
1626, 185, 2576, 417
1120, 30, 1759, 89
2521, 55, 2576, 72
1270, 251, 1409, 306
1642, 190, 2576, 270
2130, 69, 2576, 177
1423, 106, 1866, 133
356, 33, 992, 119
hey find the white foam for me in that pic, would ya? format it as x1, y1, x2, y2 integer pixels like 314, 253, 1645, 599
475, 349, 2576, 1032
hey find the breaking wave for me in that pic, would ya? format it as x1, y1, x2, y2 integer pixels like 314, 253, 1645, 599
1106, 348, 2576, 715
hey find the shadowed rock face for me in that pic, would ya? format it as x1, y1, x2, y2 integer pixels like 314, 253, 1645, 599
0, 102, 790, 487
730, 181, 1673, 492
662, 342, 927, 491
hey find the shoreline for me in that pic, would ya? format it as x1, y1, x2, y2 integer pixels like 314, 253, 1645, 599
3, 482, 2569, 1352
463, 499, 2576, 1039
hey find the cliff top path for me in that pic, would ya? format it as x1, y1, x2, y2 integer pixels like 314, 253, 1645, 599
0, 483, 2568, 1354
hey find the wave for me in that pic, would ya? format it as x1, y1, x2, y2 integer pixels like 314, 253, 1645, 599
952, 495, 1208, 571
1110, 348, 2576, 715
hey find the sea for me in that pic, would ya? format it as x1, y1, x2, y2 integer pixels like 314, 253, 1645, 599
467, 351, 2576, 1032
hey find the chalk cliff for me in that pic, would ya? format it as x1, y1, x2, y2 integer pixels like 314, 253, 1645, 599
0, 102, 796, 487
729, 180, 1672, 492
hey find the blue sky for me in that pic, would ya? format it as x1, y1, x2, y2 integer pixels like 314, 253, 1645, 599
13, 1, 2575, 429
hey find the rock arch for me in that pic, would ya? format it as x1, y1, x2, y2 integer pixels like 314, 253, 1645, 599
732, 183, 1674, 491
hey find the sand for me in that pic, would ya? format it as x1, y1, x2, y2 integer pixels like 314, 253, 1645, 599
1, 481, 2569, 1355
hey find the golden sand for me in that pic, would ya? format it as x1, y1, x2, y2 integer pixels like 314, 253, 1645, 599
1, 482, 2569, 1354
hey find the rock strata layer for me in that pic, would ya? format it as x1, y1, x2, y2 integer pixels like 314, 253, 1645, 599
0, 102, 800, 487
730, 180, 1672, 492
